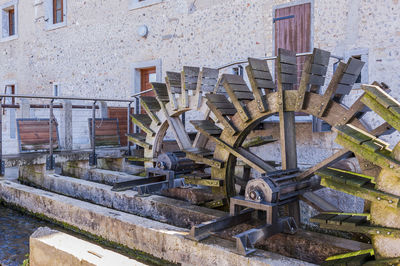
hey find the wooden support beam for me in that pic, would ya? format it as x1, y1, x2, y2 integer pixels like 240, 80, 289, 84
361, 84, 400, 132
184, 177, 224, 187
318, 168, 400, 208
335, 125, 400, 175
167, 116, 192, 150
311, 213, 400, 238
300, 191, 341, 212
276, 48, 298, 171
242, 136, 276, 148
191, 121, 276, 173
184, 148, 224, 168
298, 122, 393, 181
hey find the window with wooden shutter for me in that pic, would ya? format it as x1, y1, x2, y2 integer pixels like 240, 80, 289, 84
8, 8, 14, 36
1, 2, 18, 40
53, 0, 63, 24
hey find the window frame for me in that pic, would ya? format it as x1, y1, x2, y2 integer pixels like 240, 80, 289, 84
53, 0, 64, 25
45, 0, 67, 31
1, 0, 18, 42
3, 81, 17, 139
129, 0, 163, 11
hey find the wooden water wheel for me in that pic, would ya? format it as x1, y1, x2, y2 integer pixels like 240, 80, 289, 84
128, 48, 400, 263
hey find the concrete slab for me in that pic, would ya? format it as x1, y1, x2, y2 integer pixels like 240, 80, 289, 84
61, 160, 144, 182
30, 227, 145, 266
87, 169, 143, 186
4, 147, 127, 167
0, 180, 310, 266
19, 172, 223, 228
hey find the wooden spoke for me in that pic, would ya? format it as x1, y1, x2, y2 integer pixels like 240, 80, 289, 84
277, 48, 297, 170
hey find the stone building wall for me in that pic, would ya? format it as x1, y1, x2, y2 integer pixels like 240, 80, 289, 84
0, 0, 399, 174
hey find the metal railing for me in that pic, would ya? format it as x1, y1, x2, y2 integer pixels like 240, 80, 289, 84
0, 94, 135, 175
216, 51, 343, 70
130, 51, 343, 98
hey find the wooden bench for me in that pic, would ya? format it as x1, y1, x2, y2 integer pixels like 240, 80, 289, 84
88, 118, 121, 147
16, 118, 59, 153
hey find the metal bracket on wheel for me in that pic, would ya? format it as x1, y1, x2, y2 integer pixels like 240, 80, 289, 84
0, 160, 4, 176
188, 208, 254, 241
89, 153, 97, 166
46, 155, 55, 170
233, 216, 298, 256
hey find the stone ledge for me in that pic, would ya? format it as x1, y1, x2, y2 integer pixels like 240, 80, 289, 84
30, 227, 145, 266
20, 172, 223, 228
0, 180, 309, 266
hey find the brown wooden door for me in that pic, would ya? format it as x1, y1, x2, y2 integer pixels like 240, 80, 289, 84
275, 3, 311, 86
141, 68, 156, 97
140, 67, 156, 113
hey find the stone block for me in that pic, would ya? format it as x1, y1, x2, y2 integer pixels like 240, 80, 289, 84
30, 227, 144, 266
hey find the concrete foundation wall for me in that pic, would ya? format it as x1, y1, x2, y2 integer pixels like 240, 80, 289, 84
0, 180, 311, 265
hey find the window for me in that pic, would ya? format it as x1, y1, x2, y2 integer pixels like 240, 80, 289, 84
45, 0, 66, 30
4, 84, 15, 105
53, 83, 60, 97
129, 0, 163, 10
53, 0, 63, 24
232, 65, 244, 77
3, 83, 17, 139
345, 49, 369, 84
8, 8, 14, 35
1, 1, 18, 41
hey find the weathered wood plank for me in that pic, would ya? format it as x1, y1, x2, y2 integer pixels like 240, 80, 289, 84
276, 48, 298, 171
246, 65, 268, 112
312, 48, 331, 66
222, 74, 252, 122
127, 133, 152, 149
141, 96, 161, 125
130, 114, 155, 136
242, 136, 276, 148
311, 64, 328, 75
184, 150, 224, 168
89, 119, 121, 147
344, 57, 365, 75
165, 76, 179, 110
317, 62, 346, 116
151, 83, 170, 102
300, 192, 340, 212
